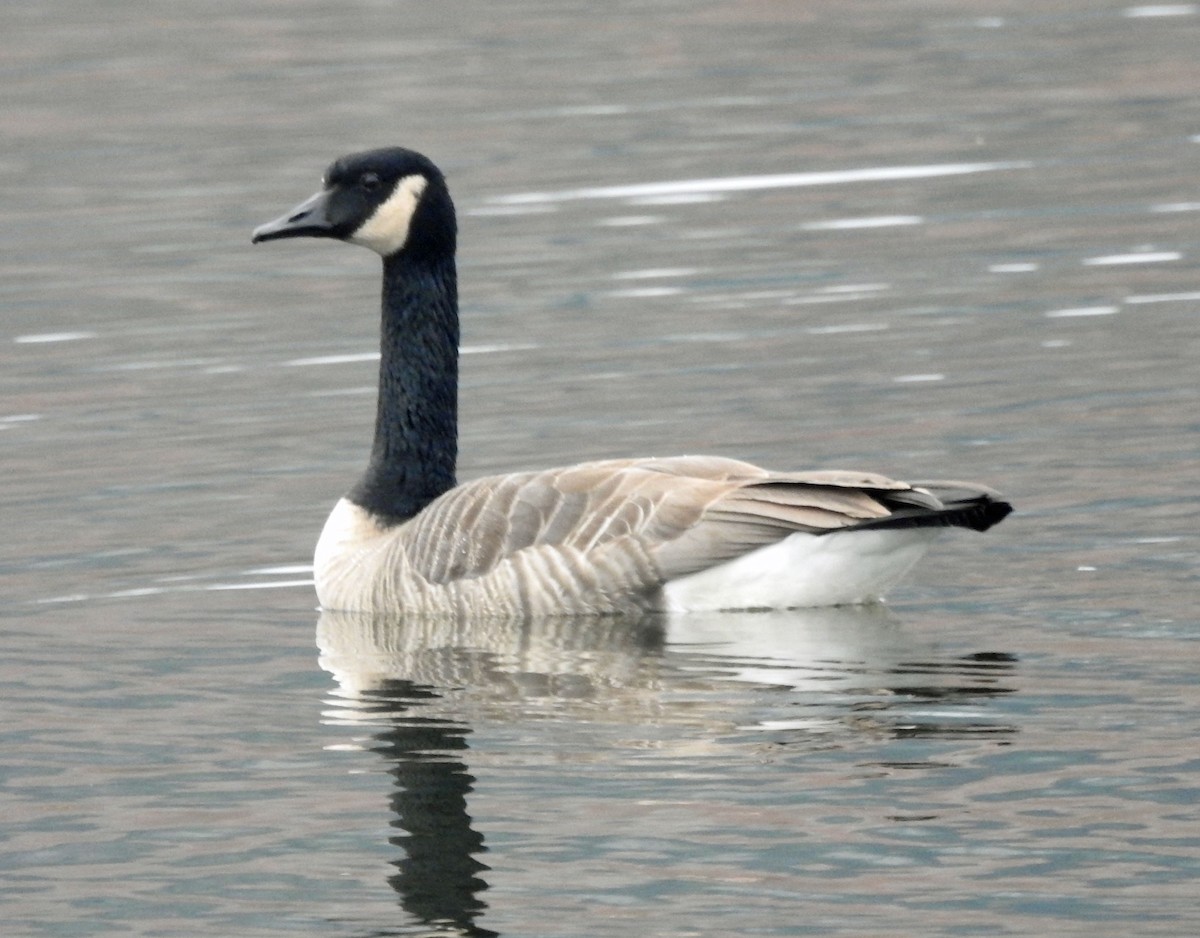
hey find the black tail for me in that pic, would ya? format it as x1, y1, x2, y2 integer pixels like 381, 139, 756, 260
833, 482, 1012, 534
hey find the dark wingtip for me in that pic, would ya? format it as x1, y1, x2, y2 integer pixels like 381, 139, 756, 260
962, 497, 1013, 532
908, 493, 1013, 533
836, 492, 1013, 535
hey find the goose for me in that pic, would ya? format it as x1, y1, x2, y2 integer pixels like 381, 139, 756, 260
252, 147, 1011, 616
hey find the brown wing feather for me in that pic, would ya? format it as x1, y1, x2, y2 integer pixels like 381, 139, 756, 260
392, 456, 932, 589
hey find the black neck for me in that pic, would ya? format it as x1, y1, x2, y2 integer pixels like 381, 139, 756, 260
349, 250, 458, 522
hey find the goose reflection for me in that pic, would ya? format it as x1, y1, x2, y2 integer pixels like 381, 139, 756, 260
317, 607, 1016, 936
664, 609, 1017, 743
331, 679, 496, 938
318, 612, 669, 938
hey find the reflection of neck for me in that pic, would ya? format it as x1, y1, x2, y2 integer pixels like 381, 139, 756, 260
349, 250, 459, 523
375, 685, 495, 937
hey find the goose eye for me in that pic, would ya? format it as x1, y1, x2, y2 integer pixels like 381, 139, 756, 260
360, 172, 381, 192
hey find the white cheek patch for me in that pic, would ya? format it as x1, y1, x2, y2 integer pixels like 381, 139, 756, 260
349, 174, 429, 256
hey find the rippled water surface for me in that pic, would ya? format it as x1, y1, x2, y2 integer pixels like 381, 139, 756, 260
3, 2, 1199, 936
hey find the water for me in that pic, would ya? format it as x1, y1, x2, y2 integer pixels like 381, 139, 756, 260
3, 1, 1199, 935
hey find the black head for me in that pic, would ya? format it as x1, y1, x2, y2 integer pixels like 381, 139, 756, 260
252, 147, 455, 258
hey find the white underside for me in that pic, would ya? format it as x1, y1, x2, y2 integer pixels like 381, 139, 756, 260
659, 528, 940, 611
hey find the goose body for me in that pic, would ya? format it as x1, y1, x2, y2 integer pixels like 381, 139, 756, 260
253, 147, 1010, 616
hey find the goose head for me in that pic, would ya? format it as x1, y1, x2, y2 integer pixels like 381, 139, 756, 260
251, 147, 455, 259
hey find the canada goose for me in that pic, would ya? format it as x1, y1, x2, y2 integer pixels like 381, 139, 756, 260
253, 147, 1010, 616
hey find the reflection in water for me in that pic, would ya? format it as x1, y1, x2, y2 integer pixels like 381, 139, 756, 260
664, 609, 1017, 748
319, 612, 666, 699
346, 682, 496, 938
318, 608, 1016, 936
318, 612, 669, 936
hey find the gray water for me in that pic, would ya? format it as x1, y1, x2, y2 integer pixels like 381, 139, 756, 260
3, 2, 1199, 935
